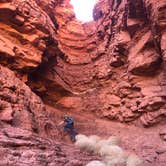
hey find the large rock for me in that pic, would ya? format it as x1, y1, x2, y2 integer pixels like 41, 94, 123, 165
0, 0, 59, 81
129, 49, 161, 75
0, 126, 99, 165
27, 0, 166, 127
0, 65, 47, 133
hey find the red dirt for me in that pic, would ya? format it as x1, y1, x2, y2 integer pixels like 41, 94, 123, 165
46, 105, 166, 166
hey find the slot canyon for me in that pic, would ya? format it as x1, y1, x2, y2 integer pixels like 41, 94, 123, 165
0, 0, 165, 165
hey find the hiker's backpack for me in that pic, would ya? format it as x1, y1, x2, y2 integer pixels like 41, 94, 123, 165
65, 117, 74, 125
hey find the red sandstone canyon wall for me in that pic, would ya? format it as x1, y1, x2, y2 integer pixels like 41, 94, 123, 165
0, 0, 166, 127
0, 0, 166, 165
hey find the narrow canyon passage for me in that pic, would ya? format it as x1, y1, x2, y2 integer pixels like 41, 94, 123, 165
0, 0, 166, 165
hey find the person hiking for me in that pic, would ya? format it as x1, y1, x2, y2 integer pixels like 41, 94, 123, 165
58, 115, 76, 142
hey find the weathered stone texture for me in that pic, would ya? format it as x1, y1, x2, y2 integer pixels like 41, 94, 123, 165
0, 65, 47, 133
0, 0, 166, 126
39, 0, 165, 126
0, 0, 166, 165
0, 0, 60, 82
0, 65, 100, 165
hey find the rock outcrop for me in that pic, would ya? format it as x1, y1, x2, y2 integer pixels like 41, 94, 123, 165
0, 65, 47, 132
1, 0, 165, 126
0, 0, 166, 165
0, 0, 60, 82
28, 0, 166, 126
0, 65, 100, 165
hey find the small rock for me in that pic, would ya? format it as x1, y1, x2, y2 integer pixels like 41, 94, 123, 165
156, 147, 166, 154
159, 130, 166, 141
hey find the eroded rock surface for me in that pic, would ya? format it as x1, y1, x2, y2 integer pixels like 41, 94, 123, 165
0, 65, 47, 132
27, 0, 166, 126
0, 65, 100, 165
0, 0, 166, 165
0, 0, 60, 82
1, 0, 165, 126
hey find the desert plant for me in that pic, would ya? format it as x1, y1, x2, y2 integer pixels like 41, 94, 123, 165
95, 136, 120, 154
75, 134, 90, 150
126, 154, 142, 166
89, 135, 101, 143
85, 160, 106, 166
99, 145, 123, 157
107, 136, 121, 146
75, 134, 142, 166
75, 134, 99, 153
103, 151, 127, 166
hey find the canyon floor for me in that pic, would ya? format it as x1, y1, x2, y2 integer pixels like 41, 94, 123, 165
45, 105, 166, 166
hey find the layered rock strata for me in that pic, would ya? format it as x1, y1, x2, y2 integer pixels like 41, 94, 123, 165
0, 0, 166, 127
0, 0, 166, 165
38, 0, 166, 126
0, 65, 100, 165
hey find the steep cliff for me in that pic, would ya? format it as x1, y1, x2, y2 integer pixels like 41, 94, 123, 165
0, 0, 166, 165
29, 0, 165, 126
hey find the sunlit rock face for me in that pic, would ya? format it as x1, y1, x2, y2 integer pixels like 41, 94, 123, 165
0, 0, 166, 127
